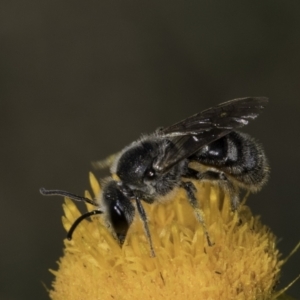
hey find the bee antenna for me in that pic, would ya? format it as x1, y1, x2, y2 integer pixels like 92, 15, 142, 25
67, 210, 103, 240
39, 188, 98, 206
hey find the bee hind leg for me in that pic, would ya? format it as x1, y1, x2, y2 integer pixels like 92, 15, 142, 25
183, 168, 240, 211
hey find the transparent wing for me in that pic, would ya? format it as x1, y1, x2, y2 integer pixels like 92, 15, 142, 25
92, 152, 121, 170
154, 97, 268, 173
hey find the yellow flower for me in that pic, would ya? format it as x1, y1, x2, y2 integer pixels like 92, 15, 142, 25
49, 173, 286, 300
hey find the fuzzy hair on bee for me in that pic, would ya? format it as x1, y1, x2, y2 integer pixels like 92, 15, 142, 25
40, 97, 269, 257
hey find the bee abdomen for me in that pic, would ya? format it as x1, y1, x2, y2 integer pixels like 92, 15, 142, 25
189, 131, 269, 192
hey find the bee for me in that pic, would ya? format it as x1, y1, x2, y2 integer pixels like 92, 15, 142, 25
40, 97, 269, 257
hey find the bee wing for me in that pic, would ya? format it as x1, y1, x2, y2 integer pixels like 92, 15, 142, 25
154, 97, 268, 173
161, 97, 268, 136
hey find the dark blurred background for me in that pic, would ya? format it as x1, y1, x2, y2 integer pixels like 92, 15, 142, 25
1, 1, 300, 299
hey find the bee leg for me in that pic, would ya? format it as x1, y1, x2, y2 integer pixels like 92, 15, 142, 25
219, 178, 239, 211
184, 168, 240, 210
181, 181, 213, 246
135, 196, 156, 257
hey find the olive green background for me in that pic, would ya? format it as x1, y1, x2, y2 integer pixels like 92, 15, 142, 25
1, 1, 300, 299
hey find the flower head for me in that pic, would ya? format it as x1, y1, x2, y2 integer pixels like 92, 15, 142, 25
49, 173, 284, 300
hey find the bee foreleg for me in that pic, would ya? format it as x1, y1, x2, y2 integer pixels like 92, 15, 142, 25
135, 196, 156, 257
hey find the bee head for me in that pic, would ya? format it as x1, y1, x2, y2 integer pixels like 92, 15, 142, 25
101, 180, 135, 245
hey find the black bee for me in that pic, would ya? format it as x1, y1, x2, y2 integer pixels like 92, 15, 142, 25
40, 97, 269, 257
